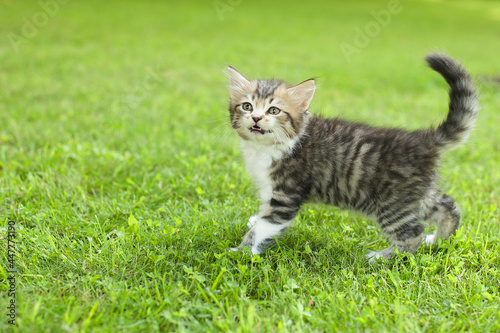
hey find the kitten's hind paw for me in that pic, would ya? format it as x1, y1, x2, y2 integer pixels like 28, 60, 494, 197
247, 215, 257, 228
424, 234, 436, 246
366, 251, 385, 263
366, 245, 396, 263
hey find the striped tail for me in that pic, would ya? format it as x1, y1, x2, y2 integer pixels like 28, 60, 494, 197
425, 53, 480, 153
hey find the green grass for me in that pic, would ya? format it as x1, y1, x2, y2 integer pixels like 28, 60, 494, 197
1, 0, 500, 331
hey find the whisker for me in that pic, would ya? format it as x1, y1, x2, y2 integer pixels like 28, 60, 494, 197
218, 129, 236, 151
212, 126, 233, 142
209, 122, 232, 135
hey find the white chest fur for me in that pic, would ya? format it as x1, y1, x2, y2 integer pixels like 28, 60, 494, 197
240, 140, 296, 203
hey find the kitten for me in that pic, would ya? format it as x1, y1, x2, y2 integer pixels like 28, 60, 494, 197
227, 54, 479, 261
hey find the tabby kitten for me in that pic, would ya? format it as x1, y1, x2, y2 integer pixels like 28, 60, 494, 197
227, 54, 478, 261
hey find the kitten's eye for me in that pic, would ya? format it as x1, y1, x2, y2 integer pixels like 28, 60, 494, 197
268, 107, 281, 115
241, 103, 253, 111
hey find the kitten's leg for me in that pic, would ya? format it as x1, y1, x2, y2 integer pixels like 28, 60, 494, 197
367, 210, 424, 262
247, 215, 257, 228
423, 194, 460, 245
238, 217, 291, 254
234, 197, 301, 254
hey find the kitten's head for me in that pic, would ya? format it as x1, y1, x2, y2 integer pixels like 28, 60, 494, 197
227, 67, 315, 144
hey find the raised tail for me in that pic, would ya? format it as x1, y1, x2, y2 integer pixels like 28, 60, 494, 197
425, 53, 479, 153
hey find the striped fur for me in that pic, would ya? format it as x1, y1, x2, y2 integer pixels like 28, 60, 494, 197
227, 54, 479, 261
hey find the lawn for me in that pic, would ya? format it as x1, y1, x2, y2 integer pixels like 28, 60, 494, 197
1, 0, 499, 331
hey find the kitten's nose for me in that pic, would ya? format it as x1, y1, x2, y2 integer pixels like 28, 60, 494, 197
252, 116, 262, 123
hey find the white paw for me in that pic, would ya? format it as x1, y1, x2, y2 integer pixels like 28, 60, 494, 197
228, 247, 257, 256
424, 234, 436, 246
247, 215, 257, 228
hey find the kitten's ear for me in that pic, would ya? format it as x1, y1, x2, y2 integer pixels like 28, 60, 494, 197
288, 79, 316, 111
227, 66, 251, 98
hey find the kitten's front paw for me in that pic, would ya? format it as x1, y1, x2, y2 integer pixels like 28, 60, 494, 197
247, 215, 257, 228
228, 246, 258, 257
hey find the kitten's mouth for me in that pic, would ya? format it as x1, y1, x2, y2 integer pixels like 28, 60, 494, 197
250, 125, 269, 135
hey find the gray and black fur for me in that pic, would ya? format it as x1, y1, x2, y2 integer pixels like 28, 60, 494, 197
227, 54, 479, 261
